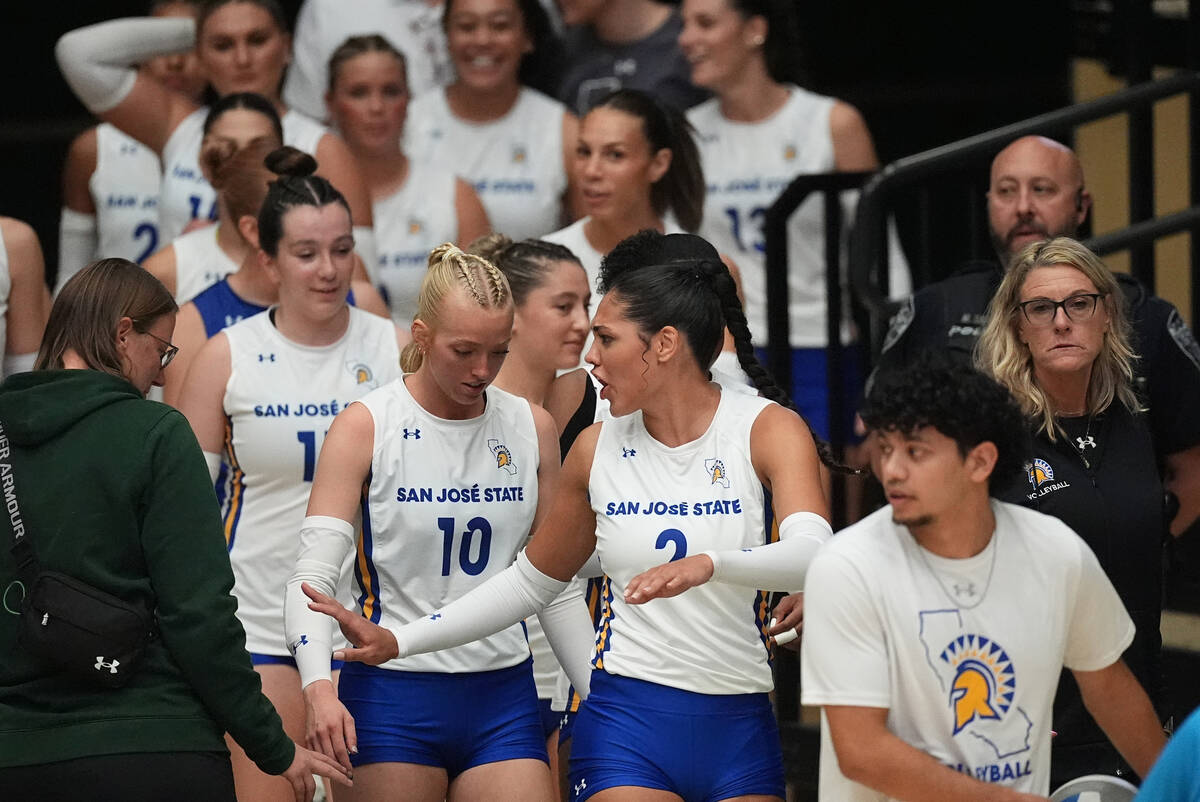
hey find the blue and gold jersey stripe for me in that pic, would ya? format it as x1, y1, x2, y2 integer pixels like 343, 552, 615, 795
590, 576, 616, 671
354, 471, 383, 624
221, 415, 246, 552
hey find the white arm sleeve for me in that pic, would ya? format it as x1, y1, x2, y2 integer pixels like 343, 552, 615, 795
56, 208, 96, 295
535, 581, 593, 700
55, 17, 196, 114
353, 226, 378, 285
394, 550, 567, 659
703, 511, 832, 592
203, 451, 223, 484
2, 353, 36, 378
280, 0, 327, 121
285, 515, 357, 688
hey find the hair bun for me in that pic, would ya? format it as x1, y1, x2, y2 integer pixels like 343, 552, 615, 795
201, 138, 240, 191
466, 232, 514, 263
265, 146, 318, 178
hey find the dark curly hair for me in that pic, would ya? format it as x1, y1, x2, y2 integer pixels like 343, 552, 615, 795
860, 355, 1029, 492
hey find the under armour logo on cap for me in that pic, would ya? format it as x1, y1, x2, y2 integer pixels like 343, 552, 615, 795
95, 656, 120, 674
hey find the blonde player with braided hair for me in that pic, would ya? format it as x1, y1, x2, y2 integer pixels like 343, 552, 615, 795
285, 244, 594, 802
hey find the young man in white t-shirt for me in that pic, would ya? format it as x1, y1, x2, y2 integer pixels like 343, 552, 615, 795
801, 360, 1165, 801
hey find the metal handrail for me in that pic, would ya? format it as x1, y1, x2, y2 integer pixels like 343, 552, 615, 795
849, 71, 1200, 351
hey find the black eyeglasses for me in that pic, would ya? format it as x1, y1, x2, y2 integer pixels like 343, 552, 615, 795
140, 330, 180, 369
1017, 293, 1105, 326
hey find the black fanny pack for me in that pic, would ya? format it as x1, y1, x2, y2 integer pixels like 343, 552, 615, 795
15, 563, 157, 689
3, 421, 156, 689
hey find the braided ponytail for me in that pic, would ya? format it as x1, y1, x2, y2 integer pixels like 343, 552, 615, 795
400, 243, 514, 372
695, 260, 849, 472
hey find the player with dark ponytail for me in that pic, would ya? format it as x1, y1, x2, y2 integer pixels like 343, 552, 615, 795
303, 235, 832, 802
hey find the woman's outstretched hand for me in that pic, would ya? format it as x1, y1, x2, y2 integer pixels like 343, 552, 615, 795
302, 582, 400, 665
624, 554, 715, 604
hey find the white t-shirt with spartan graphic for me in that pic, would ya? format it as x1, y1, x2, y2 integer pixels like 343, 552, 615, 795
801, 500, 1133, 800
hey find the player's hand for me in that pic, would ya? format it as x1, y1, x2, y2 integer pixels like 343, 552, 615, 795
279, 741, 352, 802
769, 592, 803, 650
624, 554, 715, 604
303, 582, 399, 664
302, 678, 357, 773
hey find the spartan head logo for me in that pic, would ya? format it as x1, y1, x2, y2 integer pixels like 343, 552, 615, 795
348, 361, 375, 386
489, 438, 517, 475
1027, 458, 1054, 489
705, 458, 730, 488
942, 635, 1016, 735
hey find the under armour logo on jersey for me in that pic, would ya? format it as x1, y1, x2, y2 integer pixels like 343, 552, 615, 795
574, 778, 587, 797
95, 657, 120, 674
1076, 436, 1096, 450
705, 458, 730, 488
403, 428, 421, 439
621, 447, 637, 458
429, 613, 442, 621
954, 583, 977, 597
613, 57, 636, 76
258, 353, 275, 362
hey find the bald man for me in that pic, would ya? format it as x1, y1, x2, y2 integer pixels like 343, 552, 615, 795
875, 134, 1200, 786
878, 135, 1200, 530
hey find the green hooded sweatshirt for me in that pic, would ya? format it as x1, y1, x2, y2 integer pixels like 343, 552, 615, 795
0, 370, 292, 773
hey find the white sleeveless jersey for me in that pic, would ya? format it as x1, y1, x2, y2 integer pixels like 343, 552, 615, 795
355, 379, 542, 673
92, 123, 163, 264
589, 387, 777, 694
170, 225, 239, 304
160, 107, 330, 243
373, 161, 458, 325
690, 87, 910, 347
404, 88, 567, 240
221, 307, 401, 655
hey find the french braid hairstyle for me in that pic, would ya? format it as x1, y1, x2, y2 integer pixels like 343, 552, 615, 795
467, 233, 583, 305
400, 243, 514, 372
604, 255, 848, 471
256, 147, 352, 256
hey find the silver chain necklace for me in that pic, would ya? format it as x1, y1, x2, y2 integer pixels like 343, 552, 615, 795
912, 528, 999, 611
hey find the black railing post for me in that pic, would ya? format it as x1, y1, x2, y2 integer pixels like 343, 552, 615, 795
1126, 0, 1156, 290
823, 191, 847, 528
1189, 11, 1200, 325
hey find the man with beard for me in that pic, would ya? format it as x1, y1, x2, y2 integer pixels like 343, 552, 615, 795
875, 135, 1200, 539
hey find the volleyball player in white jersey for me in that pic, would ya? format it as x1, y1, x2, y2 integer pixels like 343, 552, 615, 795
545, 90, 752, 390
470, 234, 592, 794
680, 0, 910, 438
284, 244, 594, 801
55, 0, 375, 267
303, 246, 834, 801
403, 0, 578, 240
161, 142, 388, 408
0, 218, 50, 378
177, 148, 401, 802
58, 1, 203, 293
326, 35, 490, 325
144, 93, 282, 304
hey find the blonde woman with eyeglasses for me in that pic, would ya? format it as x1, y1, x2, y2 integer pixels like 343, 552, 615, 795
976, 236, 1169, 788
